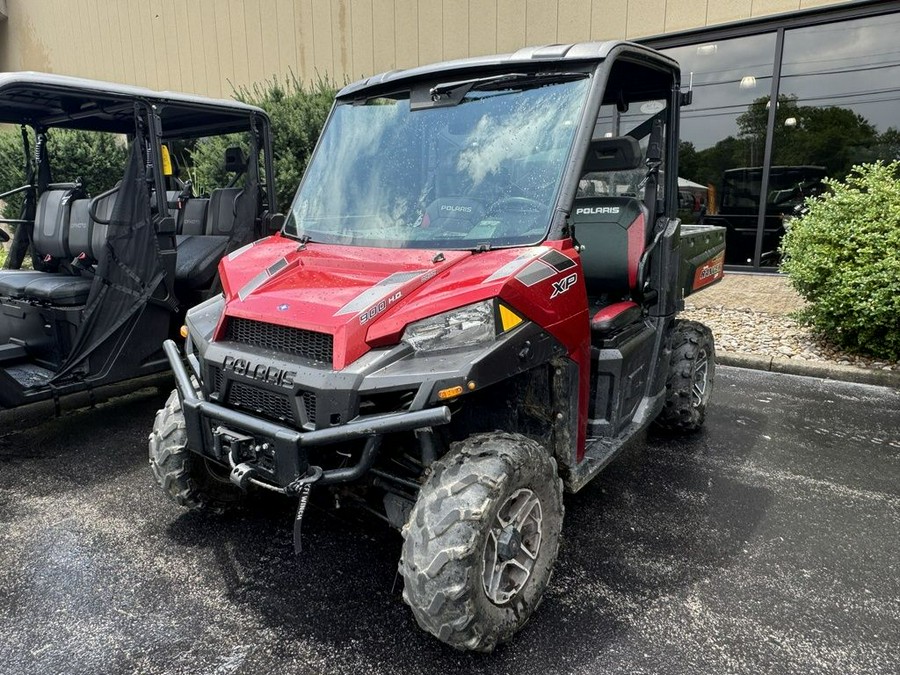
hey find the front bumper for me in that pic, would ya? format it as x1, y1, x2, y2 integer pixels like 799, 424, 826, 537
164, 340, 451, 488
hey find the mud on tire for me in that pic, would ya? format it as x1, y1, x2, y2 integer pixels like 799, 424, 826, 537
148, 388, 244, 511
654, 319, 715, 433
400, 432, 564, 652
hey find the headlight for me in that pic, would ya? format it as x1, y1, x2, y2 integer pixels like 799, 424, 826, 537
402, 300, 496, 353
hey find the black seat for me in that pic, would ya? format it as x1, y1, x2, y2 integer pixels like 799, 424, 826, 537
0, 188, 117, 307
573, 196, 648, 296
21, 275, 93, 306
174, 235, 229, 289
177, 198, 209, 235
174, 188, 241, 290
68, 198, 93, 260
0, 188, 77, 298
573, 136, 651, 338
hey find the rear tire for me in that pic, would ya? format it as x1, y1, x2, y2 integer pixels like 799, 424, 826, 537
654, 319, 715, 433
148, 389, 244, 512
400, 432, 564, 652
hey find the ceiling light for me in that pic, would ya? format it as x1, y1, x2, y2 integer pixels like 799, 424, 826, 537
696, 44, 717, 56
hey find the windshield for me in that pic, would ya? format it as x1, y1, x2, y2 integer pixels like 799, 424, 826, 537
284, 74, 591, 249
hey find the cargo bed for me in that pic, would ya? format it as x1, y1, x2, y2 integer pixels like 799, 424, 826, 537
680, 223, 726, 297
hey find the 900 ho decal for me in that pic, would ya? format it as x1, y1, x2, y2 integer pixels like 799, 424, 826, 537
550, 273, 578, 299
359, 290, 402, 325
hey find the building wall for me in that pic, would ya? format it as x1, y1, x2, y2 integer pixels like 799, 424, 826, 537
0, 0, 850, 97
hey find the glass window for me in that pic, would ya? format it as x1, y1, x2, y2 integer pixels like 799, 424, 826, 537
586, 99, 668, 201
662, 33, 778, 265
765, 12, 900, 265
285, 75, 591, 250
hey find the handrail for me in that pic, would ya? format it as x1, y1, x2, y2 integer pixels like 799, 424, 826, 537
88, 184, 121, 225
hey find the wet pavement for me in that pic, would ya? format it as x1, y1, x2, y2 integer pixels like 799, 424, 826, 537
1, 367, 898, 675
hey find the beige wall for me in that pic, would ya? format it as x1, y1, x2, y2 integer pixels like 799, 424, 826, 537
0, 0, 851, 98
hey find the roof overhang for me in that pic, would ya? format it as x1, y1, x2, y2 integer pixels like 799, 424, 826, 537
337, 40, 679, 100
0, 72, 268, 137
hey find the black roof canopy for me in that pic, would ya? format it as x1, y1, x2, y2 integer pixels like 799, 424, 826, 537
0, 72, 268, 138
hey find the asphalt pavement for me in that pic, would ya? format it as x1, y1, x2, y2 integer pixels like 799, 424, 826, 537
0, 367, 898, 675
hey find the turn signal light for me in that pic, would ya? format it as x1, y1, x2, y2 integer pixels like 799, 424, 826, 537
179, 325, 188, 338
437, 385, 464, 400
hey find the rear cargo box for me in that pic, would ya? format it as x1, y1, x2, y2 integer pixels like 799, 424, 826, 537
680, 224, 726, 297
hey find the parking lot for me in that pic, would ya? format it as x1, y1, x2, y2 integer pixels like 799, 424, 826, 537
1, 367, 898, 675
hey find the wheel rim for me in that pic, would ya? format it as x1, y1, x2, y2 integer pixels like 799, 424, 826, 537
692, 348, 709, 408
482, 488, 543, 605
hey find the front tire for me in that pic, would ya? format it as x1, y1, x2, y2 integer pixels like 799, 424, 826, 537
400, 432, 564, 652
654, 319, 716, 433
148, 389, 244, 512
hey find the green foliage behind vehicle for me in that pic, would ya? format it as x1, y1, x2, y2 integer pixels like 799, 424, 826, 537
780, 161, 900, 359
0, 128, 126, 219
190, 74, 336, 211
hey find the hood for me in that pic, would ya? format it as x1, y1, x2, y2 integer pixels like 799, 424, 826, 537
218, 235, 559, 369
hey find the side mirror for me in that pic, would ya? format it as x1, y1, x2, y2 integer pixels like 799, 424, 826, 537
266, 212, 285, 233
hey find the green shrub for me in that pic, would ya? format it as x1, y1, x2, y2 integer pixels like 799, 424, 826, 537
780, 161, 900, 359
191, 74, 336, 212
0, 127, 126, 220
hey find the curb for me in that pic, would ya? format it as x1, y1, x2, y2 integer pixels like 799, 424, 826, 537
718, 352, 900, 389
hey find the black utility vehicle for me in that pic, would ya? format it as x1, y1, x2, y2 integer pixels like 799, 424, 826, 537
0, 73, 277, 409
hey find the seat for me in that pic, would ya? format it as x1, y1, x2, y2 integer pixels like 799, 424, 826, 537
0, 188, 77, 298
22, 275, 93, 306
573, 136, 650, 338
67, 199, 93, 260
573, 196, 648, 296
590, 300, 642, 336
177, 198, 209, 235
173, 234, 229, 289
174, 188, 241, 290
0, 188, 118, 306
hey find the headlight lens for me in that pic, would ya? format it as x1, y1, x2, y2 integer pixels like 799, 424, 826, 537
402, 300, 496, 352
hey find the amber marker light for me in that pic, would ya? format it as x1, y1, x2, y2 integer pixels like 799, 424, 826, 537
498, 304, 523, 332
179, 325, 189, 338
437, 385, 464, 400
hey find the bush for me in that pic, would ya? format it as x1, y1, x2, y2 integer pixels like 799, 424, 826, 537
190, 74, 336, 213
780, 161, 900, 359
0, 127, 126, 220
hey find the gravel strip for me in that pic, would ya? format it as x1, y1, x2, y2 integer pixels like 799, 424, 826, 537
681, 304, 899, 373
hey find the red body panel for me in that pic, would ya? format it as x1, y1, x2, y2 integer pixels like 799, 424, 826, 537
217, 233, 592, 456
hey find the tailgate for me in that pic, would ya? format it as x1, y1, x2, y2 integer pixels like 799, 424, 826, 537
680, 224, 726, 297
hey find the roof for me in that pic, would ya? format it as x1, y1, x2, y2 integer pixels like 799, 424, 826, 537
0, 72, 268, 136
338, 40, 678, 98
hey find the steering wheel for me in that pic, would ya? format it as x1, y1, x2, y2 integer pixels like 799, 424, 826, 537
485, 196, 544, 217
0, 227, 9, 243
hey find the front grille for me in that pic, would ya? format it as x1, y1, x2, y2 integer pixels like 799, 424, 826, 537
225, 317, 333, 365
226, 381, 294, 423
301, 391, 317, 425
211, 367, 224, 393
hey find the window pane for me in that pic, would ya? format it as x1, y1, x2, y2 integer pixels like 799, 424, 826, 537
663, 33, 777, 265
767, 12, 900, 266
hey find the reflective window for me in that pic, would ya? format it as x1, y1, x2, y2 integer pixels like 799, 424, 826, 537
662, 33, 778, 265
766, 13, 900, 265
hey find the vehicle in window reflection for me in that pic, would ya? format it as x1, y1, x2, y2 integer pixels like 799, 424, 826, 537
702, 165, 826, 265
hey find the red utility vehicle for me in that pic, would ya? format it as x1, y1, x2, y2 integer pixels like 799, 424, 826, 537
151, 41, 725, 651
